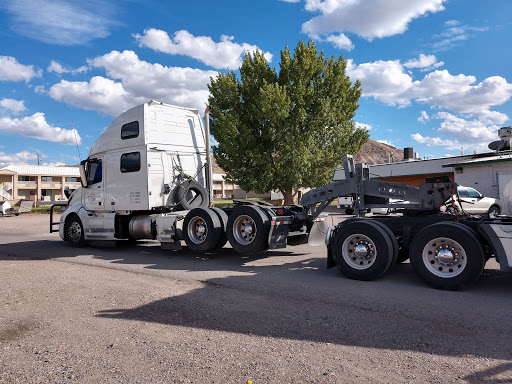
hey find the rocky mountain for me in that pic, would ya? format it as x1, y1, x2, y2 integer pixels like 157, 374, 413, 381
354, 139, 404, 165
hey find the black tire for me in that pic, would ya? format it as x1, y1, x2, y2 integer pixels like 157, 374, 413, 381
371, 220, 399, 268
65, 215, 87, 247
287, 234, 308, 246
488, 205, 500, 218
409, 222, 485, 290
227, 206, 270, 254
330, 220, 394, 281
0, 212, 3, 218
345, 208, 354, 215
183, 208, 221, 253
210, 207, 228, 249
174, 180, 209, 211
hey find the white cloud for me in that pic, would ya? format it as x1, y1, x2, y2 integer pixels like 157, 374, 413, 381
49, 50, 217, 116
49, 76, 146, 117
3, 0, 119, 45
324, 33, 354, 50
355, 121, 372, 130
416, 72, 512, 116
411, 133, 460, 150
0, 150, 38, 168
377, 139, 394, 146
34, 85, 46, 94
412, 113, 499, 152
0, 98, 27, 114
435, 112, 497, 143
404, 54, 444, 71
0, 56, 41, 82
302, 0, 446, 46
418, 110, 429, 123
347, 57, 511, 153
134, 29, 273, 70
346, 60, 512, 117
429, 22, 489, 51
0, 113, 81, 145
346, 59, 413, 106
47, 60, 88, 75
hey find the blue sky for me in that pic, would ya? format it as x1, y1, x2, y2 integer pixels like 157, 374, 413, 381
0, 0, 511, 168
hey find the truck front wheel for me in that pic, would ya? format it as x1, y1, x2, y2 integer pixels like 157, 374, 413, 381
409, 222, 485, 290
65, 215, 87, 247
330, 220, 395, 281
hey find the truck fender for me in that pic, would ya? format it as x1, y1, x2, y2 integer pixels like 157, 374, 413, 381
60, 204, 91, 241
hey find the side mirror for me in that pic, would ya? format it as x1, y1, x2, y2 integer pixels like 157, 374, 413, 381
64, 186, 71, 199
79, 160, 88, 188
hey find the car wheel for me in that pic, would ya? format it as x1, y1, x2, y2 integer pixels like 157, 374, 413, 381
488, 205, 500, 218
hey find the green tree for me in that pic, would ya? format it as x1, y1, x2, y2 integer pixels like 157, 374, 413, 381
208, 40, 369, 204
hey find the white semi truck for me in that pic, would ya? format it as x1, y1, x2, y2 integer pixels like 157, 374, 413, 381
51, 101, 329, 254
50, 101, 512, 290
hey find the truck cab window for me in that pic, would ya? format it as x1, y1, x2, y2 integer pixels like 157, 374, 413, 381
121, 121, 139, 139
120, 152, 141, 173
86, 160, 102, 186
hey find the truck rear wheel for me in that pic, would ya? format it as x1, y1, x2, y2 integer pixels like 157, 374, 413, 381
227, 206, 270, 254
65, 215, 87, 247
330, 220, 395, 281
409, 222, 485, 290
183, 208, 221, 253
210, 207, 228, 249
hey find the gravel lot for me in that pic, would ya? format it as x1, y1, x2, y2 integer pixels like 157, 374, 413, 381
1, 213, 512, 383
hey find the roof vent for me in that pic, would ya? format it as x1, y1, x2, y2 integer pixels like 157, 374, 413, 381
488, 127, 512, 151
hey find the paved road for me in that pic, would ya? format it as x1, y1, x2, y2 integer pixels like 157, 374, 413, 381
1, 214, 512, 383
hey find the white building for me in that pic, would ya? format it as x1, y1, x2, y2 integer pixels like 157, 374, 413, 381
0, 165, 81, 202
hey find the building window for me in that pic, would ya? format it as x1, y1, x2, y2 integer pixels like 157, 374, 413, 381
121, 121, 139, 140
120, 152, 141, 173
18, 176, 30, 181
41, 176, 53, 182
66, 177, 80, 182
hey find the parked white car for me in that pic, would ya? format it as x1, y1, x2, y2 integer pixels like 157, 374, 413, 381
442, 186, 501, 217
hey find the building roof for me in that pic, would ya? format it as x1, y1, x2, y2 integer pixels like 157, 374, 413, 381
0, 169, 17, 175
1, 165, 80, 176
442, 153, 512, 168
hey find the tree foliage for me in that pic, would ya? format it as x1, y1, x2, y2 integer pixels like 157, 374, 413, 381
208, 40, 369, 204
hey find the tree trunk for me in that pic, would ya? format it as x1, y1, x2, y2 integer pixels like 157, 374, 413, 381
283, 189, 294, 205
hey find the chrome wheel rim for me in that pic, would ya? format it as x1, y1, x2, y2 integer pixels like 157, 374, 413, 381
422, 237, 467, 278
233, 215, 256, 245
67, 221, 82, 243
187, 216, 208, 244
342, 233, 376, 270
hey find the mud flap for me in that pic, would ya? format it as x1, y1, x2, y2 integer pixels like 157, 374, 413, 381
268, 220, 290, 249
308, 217, 329, 246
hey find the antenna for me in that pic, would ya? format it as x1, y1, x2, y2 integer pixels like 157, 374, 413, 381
72, 121, 82, 162
37, 152, 41, 165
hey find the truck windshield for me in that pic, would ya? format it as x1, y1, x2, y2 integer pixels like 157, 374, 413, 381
86, 160, 102, 186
